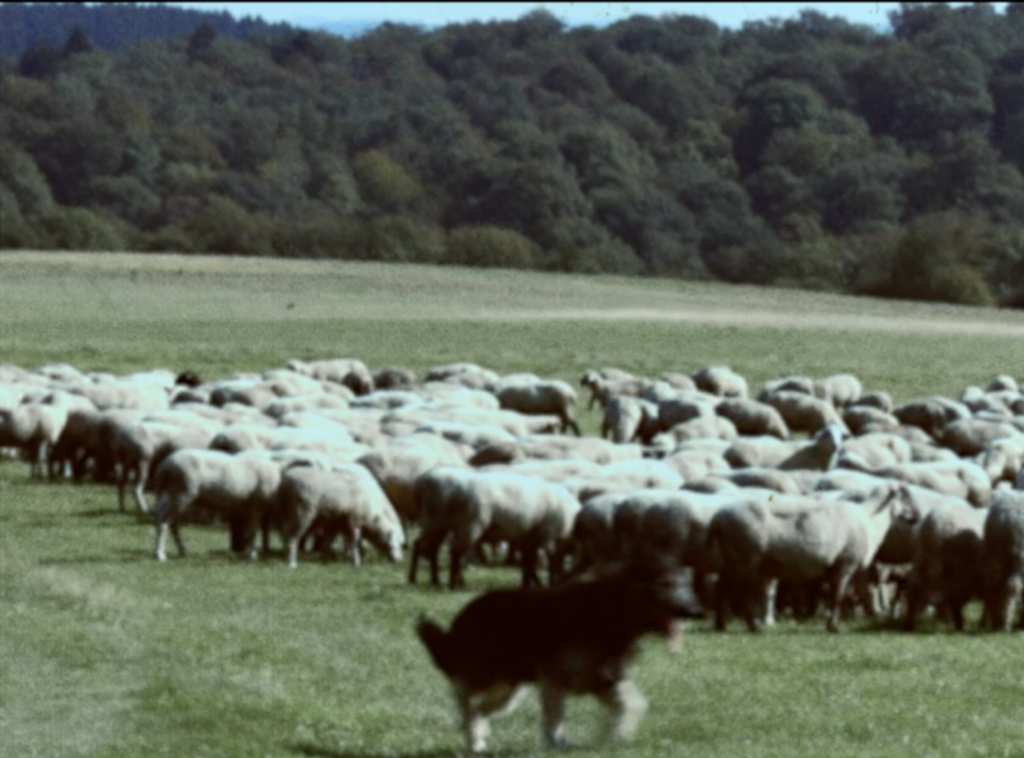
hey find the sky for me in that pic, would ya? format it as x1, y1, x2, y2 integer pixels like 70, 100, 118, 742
167, 2, 1004, 33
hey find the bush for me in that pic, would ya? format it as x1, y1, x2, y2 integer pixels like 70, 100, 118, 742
0, 211, 43, 249
444, 224, 537, 269
34, 207, 126, 251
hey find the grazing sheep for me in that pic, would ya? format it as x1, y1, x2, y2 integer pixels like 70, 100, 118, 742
708, 484, 914, 632
152, 449, 284, 561
761, 375, 816, 397
904, 502, 987, 631
497, 380, 580, 435
692, 366, 748, 398
877, 460, 991, 508
814, 373, 862, 409
114, 419, 217, 514
601, 396, 659, 444
516, 435, 641, 465
715, 398, 790, 439
580, 369, 642, 408
778, 425, 845, 472
372, 366, 417, 390
655, 394, 718, 432
659, 372, 697, 392
893, 400, 948, 439
425, 363, 500, 391
761, 391, 848, 436
980, 436, 1024, 485
940, 418, 1019, 457
276, 463, 404, 568
838, 432, 913, 473
287, 358, 374, 395
412, 470, 581, 588
724, 436, 803, 469
0, 402, 67, 478
842, 406, 899, 436
986, 375, 1019, 393
358, 434, 466, 527
48, 407, 105, 480
983, 490, 1024, 632
664, 414, 738, 443
850, 390, 894, 414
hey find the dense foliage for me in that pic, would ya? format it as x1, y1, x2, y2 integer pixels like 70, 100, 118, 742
2, 2, 1024, 306
0, 2, 291, 57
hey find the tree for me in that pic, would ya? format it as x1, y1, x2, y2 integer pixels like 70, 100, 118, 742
63, 25, 93, 57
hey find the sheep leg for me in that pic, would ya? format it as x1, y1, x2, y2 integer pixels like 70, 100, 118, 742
117, 464, 133, 513
826, 566, 856, 633
540, 681, 569, 748
342, 525, 362, 567
597, 677, 648, 742
133, 465, 150, 515
449, 543, 469, 590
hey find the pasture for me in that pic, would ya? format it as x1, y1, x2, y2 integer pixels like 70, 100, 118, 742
1, 251, 1023, 758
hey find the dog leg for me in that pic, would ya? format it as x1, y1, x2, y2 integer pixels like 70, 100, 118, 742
599, 678, 648, 741
540, 681, 569, 748
454, 686, 490, 754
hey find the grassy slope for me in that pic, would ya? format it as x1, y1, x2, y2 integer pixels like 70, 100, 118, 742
2, 252, 1024, 758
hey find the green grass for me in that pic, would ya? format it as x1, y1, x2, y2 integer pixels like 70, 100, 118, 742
2, 252, 1024, 757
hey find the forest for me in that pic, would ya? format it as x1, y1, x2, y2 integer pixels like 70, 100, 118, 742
1, 1, 1023, 307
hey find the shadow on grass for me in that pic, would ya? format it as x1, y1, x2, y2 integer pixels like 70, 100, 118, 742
292, 744, 461, 758
38, 548, 153, 565
292, 744, 586, 758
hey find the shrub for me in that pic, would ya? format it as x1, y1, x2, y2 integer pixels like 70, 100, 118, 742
444, 224, 538, 269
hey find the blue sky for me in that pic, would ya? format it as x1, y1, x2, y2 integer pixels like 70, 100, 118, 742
168, 2, 1002, 32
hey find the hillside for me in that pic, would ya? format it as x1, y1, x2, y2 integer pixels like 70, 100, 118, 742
1, 2, 1023, 306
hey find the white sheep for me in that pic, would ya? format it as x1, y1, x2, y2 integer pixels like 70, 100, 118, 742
778, 425, 845, 471
664, 414, 738, 443
715, 398, 790, 439
978, 435, 1024, 485
708, 484, 914, 632
601, 395, 659, 444
287, 358, 374, 395
842, 406, 899, 436
904, 502, 987, 631
114, 419, 217, 514
876, 460, 990, 508
837, 432, 912, 473
940, 419, 1020, 457
411, 469, 580, 588
760, 390, 848, 436
496, 379, 580, 436
983, 490, 1024, 632
692, 366, 748, 398
0, 402, 67, 478
357, 434, 466, 527
814, 373, 862, 408
152, 449, 284, 561
276, 463, 404, 568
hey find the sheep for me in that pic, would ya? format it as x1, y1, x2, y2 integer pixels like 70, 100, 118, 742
692, 366, 748, 398
411, 470, 581, 588
986, 375, 1019, 393
760, 391, 848, 436
48, 407, 105, 480
0, 402, 67, 478
372, 366, 417, 390
114, 419, 217, 514
711, 468, 804, 494
761, 375, 815, 397
939, 418, 1019, 457
357, 434, 466, 527
876, 460, 991, 508
837, 432, 912, 473
722, 436, 802, 469
842, 406, 899, 436
980, 436, 1024, 485
286, 358, 374, 395
515, 435, 641, 465
849, 390, 894, 414
708, 484, 914, 632
659, 372, 697, 392
663, 414, 738, 443
601, 395, 659, 444
414, 420, 516, 452
153, 449, 285, 561
496, 380, 580, 435
425, 363, 500, 391
777, 425, 845, 472
983, 490, 1024, 632
276, 463, 404, 568
814, 373, 862, 409
893, 399, 948, 439
903, 502, 987, 631
656, 395, 718, 432
715, 398, 790, 439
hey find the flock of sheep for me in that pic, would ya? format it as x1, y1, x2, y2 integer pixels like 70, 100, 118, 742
2, 356, 1023, 633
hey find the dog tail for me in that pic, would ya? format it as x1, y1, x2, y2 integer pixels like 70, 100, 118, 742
416, 615, 458, 676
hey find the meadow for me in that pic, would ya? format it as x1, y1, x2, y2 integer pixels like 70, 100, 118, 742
2, 251, 1023, 758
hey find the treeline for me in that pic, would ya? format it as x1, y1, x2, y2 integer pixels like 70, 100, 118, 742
0, 2, 291, 57
2, 3, 1024, 307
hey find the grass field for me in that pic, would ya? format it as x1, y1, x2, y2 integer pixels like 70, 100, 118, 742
2, 251, 1024, 758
